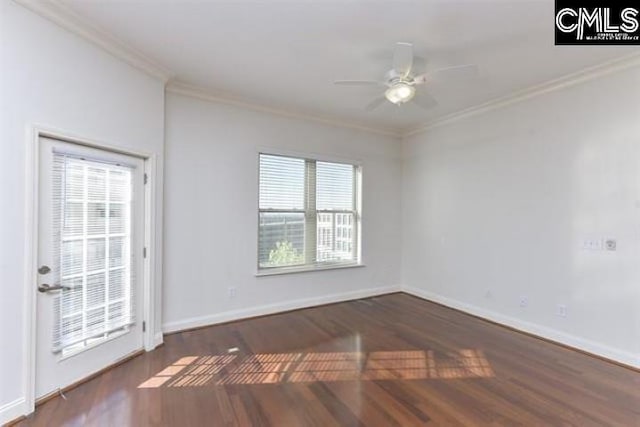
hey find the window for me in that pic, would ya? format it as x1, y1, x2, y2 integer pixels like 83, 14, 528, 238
258, 153, 360, 272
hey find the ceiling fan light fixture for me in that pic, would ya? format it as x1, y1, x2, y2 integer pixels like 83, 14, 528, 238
385, 82, 415, 104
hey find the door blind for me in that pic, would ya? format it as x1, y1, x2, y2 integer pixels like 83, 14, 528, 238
51, 153, 136, 352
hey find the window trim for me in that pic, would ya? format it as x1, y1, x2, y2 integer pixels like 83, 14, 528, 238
255, 261, 365, 277
257, 151, 363, 275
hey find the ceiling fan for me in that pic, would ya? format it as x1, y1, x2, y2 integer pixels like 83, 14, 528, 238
334, 42, 478, 111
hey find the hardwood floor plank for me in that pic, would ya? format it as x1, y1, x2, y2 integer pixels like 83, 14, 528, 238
15, 293, 640, 426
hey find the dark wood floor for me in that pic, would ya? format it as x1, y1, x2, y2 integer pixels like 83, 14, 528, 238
17, 293, 640, 426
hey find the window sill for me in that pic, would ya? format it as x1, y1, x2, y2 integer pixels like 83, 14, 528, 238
256, 262, 365, 277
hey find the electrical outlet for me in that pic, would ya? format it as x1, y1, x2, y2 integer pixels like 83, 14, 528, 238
605, 239, 616, 251
228, 287, 237, 298
519, 296, 528, 307
557, 304, 567, 317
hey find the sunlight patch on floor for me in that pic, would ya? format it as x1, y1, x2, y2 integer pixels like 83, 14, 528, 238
139, 349, 494, 388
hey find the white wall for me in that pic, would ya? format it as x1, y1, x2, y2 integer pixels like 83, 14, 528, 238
163, 92, 402, 332
402, 65, 640, 367
0, 1, 165, 422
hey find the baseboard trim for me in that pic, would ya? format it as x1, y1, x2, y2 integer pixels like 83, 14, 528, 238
162, 285, 401, 334
153, 332, 164, 349
1, 398, 27, 427
402, 287, 639, 370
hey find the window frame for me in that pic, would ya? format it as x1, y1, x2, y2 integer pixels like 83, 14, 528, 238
256, 151, 362, 275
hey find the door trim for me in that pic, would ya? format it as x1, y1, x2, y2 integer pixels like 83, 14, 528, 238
23, 125, 160, 416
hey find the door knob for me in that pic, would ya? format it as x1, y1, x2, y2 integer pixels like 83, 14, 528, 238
37, 283, 70, 293
38, 265, 51, 274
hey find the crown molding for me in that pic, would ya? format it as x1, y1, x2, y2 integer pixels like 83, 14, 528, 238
166, 81, 401, 138
404, 53, 640, 138
13, 0, 639, 139
13, 0, 173, 83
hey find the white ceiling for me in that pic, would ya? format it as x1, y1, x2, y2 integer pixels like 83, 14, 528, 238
60, 0, 636, 134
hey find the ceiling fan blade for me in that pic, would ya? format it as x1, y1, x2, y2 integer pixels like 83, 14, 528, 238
365, 97, 387, 111
334, 80, 383, 86
392, 42, 413, 78
412, 92, 439, 110
415, 64, 478, 85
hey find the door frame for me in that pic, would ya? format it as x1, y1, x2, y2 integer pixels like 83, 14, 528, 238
23, 125, 160, 414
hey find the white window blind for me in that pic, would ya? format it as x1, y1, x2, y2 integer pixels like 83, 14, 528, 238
258, 153, 360, 271
316, 161, 356, 262
258, 155, 306, 268
259, 154, 305, 210
51, 153, 136, 352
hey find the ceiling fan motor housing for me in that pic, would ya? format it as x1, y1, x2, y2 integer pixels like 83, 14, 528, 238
384, 69, 416, 86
